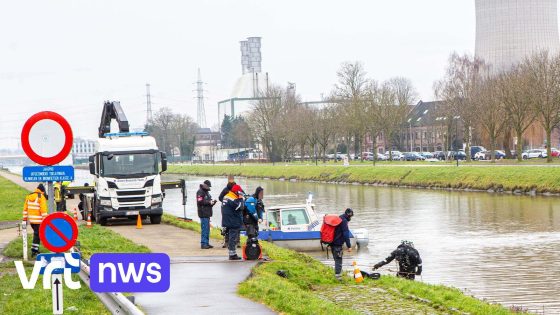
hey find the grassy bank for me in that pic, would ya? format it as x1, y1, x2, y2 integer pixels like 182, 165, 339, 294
0, 176, 30, 221
0, 226, 150, 315
0, 176, 150, 315
169, 164, 560, 194
164, 217, 519, 314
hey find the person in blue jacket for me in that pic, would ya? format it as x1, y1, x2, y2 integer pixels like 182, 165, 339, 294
244, 187, 264, 238
221, 184, 245, 260
332, 208, 354, 280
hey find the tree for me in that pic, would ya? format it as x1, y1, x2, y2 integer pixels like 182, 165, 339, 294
473, 74, 507, 162
248, 86, 285, 162
333, 62, 370, 159
316, 106, 337, 162
522, 51, 560, 162
378, 78, 416, 160
495, 66, 536, 161
435, 53, 485, 161
146, 107, 198, 157
220, 115, 233, 148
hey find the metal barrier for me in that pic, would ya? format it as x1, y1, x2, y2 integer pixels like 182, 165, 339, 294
73, 248, 144, 315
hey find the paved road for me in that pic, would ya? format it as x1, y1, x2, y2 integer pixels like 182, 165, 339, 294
136, 258, 274, 315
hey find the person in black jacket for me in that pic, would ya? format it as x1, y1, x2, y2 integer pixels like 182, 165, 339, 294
197, 180, 217, 249
373, 241, 422, 280
219, 180, 236, 248
221, 184, 245, 260
332, 208, 354, 280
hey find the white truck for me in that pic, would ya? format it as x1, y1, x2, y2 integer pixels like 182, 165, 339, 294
70, 101, 186, 226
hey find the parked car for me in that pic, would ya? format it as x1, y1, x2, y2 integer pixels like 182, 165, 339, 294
522, 149, 547, 159
433, 151, 446, 161
363, 152, 388, 161
419, 152, 433, 159
448, 150, 466, 160
402, 152, 419, 161
470, 146, 486, 158
411, 152, 426, 160
551, 148, 560, 157
474, 150, 486, 160
483, 150, 505, 160
385, 151, 404, 160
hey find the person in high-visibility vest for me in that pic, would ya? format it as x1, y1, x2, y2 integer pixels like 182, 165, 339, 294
22, 184, 48, 257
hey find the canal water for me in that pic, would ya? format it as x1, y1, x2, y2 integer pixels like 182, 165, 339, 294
163, 175, 560, 314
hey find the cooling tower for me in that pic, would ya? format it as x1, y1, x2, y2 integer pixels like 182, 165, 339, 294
475, 0, 560, 71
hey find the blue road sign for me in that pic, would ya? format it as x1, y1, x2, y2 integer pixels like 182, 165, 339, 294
22, 165, 74, 182
36, 253, 81, 274
39, 213, 79, 253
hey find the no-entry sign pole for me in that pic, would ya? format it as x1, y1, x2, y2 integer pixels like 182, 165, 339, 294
20, 111, 74, 214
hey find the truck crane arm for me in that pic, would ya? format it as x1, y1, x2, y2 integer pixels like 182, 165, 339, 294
98, 101, 130, 138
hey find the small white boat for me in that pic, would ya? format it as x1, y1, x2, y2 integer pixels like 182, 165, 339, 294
256, 193, 369, 251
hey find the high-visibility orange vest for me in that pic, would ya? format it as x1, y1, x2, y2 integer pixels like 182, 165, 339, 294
23, 189, 48, 224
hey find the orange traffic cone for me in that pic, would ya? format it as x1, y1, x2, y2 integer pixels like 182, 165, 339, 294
353, 261, 364, 283
86, 213, 93, 228
136, 214, 143, 229
72, 207, 78, 221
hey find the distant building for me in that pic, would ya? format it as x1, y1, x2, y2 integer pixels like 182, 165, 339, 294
72, 138, 96, 162
193, 128, 221, 161
475, 0, 560, 71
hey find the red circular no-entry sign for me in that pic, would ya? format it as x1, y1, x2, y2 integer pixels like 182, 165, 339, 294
39, 212, 79, 253
21, 111, 73, 166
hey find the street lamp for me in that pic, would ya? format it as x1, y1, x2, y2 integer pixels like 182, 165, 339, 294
407, 118, 413, 152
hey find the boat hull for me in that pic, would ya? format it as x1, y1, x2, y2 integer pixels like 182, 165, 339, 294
258, 230, 357, 252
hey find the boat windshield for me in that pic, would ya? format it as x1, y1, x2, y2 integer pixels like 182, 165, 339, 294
281, 208, 309, 226
267, 210, 280, 228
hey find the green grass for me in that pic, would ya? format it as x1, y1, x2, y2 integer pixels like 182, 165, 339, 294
169, 164, 560, 194
0, 261, 110, 315
163, 216, 519, 315
0, 226, 150, 315
0, 176, 30, 221
3, 225, 151, 260
162, 213, 224, 240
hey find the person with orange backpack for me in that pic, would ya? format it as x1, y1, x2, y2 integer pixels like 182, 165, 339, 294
321, 208, 354, 280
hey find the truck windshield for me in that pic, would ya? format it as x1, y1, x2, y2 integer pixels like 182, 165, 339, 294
101, 153, 158, 178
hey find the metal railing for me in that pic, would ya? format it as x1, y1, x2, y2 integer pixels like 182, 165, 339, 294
73, 247, 144, 315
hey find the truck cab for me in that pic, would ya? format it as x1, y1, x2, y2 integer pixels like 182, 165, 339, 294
89, 132, 167, 225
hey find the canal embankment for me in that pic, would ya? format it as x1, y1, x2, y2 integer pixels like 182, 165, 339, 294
165, 215, 522, 315
168, 164, 560, 196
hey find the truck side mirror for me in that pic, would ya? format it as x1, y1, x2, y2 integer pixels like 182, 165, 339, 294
89, 155, 96, 175
160, 152, 167, 172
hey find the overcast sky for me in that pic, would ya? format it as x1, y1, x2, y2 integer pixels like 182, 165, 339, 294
0, 1, 558, 149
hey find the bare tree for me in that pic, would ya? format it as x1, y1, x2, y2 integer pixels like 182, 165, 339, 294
435, 53, 485, 161
334, 62, 370, 158
316, 106, 337, 162
522, 51, 560, 162
378, 78, 416, 159
473, 75, 507, 162
495, 66, 536, 161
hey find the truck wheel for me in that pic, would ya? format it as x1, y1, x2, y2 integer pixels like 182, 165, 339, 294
99, 218, 108, 226
150, 215, 162, 224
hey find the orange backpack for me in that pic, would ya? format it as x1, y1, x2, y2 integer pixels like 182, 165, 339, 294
320, 215, 342, 245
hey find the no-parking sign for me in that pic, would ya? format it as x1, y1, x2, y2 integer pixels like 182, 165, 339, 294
21, 111, 73, 166
39, 213, 79, 253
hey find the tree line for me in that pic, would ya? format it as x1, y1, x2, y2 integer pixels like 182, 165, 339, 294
243, 51, 560, 163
